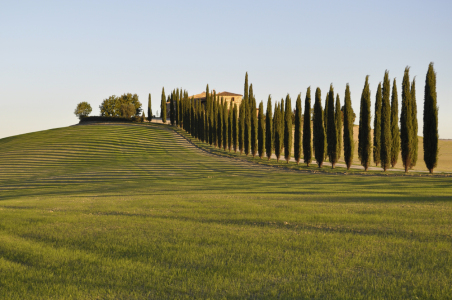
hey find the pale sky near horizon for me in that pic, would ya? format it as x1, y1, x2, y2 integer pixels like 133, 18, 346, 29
1, 0, 451, 139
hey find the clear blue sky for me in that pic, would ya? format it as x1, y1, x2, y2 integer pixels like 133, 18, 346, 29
1, 0, 451, 139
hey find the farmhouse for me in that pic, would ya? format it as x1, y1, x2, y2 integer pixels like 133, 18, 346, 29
166, 90, 243, 118
191, 90, 243, 108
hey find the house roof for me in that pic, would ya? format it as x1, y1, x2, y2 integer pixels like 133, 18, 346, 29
217, 91, 242, 97
190, 91, 242, 99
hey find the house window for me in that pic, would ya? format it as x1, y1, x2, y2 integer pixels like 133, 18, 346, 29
232, 97, 235, 102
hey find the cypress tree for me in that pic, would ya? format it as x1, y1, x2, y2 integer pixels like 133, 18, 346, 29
423, 62, 438, 173
243, 72, 249, 153
170, 91, 175, 125
373, 83, 382, 166
204, 104, 208, 142
244, 92, 251, 156
175, 88, 180, 126
274, 103, 282, 162
239, 100, 245, 154
294, 93, 302, 164
217, 98, 223, 148
258, 101, 265, 159
335, 94, 342, 162
400, 66, 414, 173
244, 72, 249, 104
303, 87, 312, 166
280, 98, 285, 153
343, 84, 354, 170
178, 93, 182, 127
272, 102, 278, 155
190, 99, 195, 135
411, 78, 418, 168
223, 98, 228, 150
228, 101, 233, 151
327, 85, 338, 168
313, 88, 325, 167
161, 87, 167, 123
206, 85, 210, 142
358, 76, 372, 171
213, 96, 218, 147
147, 93, 152, 122
233, 103, 238, 152
192, 99, 197, 137
186, 98, 191, 133
250, 86, 258, 157
265, 96, 273, 160
380, 71, 392, 171
390, 79, 400, 167
201, 105, 206, 142
284, 94, 293, 163
323, 93, 329, 160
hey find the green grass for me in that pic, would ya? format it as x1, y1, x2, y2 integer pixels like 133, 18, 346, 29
0, 124, 451, 299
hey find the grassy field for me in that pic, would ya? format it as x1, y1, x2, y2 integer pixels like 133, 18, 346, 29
0, 124, 451, 299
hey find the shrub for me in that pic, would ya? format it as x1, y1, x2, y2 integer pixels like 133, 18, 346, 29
74, 102, 92, 120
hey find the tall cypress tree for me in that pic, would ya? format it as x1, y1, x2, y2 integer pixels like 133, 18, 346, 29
411, 78, 418, 168
343, 84, 354, 170
228, 101, 233, 151
400, 66, 414, 173
239, 100, 245, 154
327, 85, 338, 168
190, 99, 195, 136
217, 98, 223, 148
335, 94, 342, 162
161, 87, 167, 123
303, 87, 312, 166
244, 90, 251, 156
213, 96, 218, 147
323, 93, 329, 160
244, 72, 249, 104
373, 83, 382, 166
380, 71, 392, 171
294, 93, 302, 164
313, 88, 325, 167
358, 76, 372, 171
147, 93, 152, 122
265, 96, 273, 160
233, 103, 238, 152
223, 98, 228, 150
179, 89, 182, 127
170, 91, 175, 125
423, 62, 438, 173
390, 79, 400, 167
176, 89, 180, 126
280, 98, 285, 153
243, 73, 249, 154
274, 103, 282, 162
186, 98, 191, 133
284, 94, 293, 163
250, 88, 258, 157
258, 101, 265, 159
205, 85, 210, 143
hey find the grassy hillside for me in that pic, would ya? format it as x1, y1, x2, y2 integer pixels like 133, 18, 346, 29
0, 124, 451, 299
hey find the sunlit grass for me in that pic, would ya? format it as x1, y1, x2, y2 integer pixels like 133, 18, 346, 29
0, 124, 451, 299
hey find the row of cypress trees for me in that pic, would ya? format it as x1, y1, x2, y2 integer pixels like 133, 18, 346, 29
159, 63, 438, 173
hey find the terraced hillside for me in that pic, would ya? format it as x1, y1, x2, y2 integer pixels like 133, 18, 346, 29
0, 124, 452, 299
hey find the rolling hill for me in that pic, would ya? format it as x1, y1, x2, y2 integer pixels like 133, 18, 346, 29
0, 124, 451, 299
